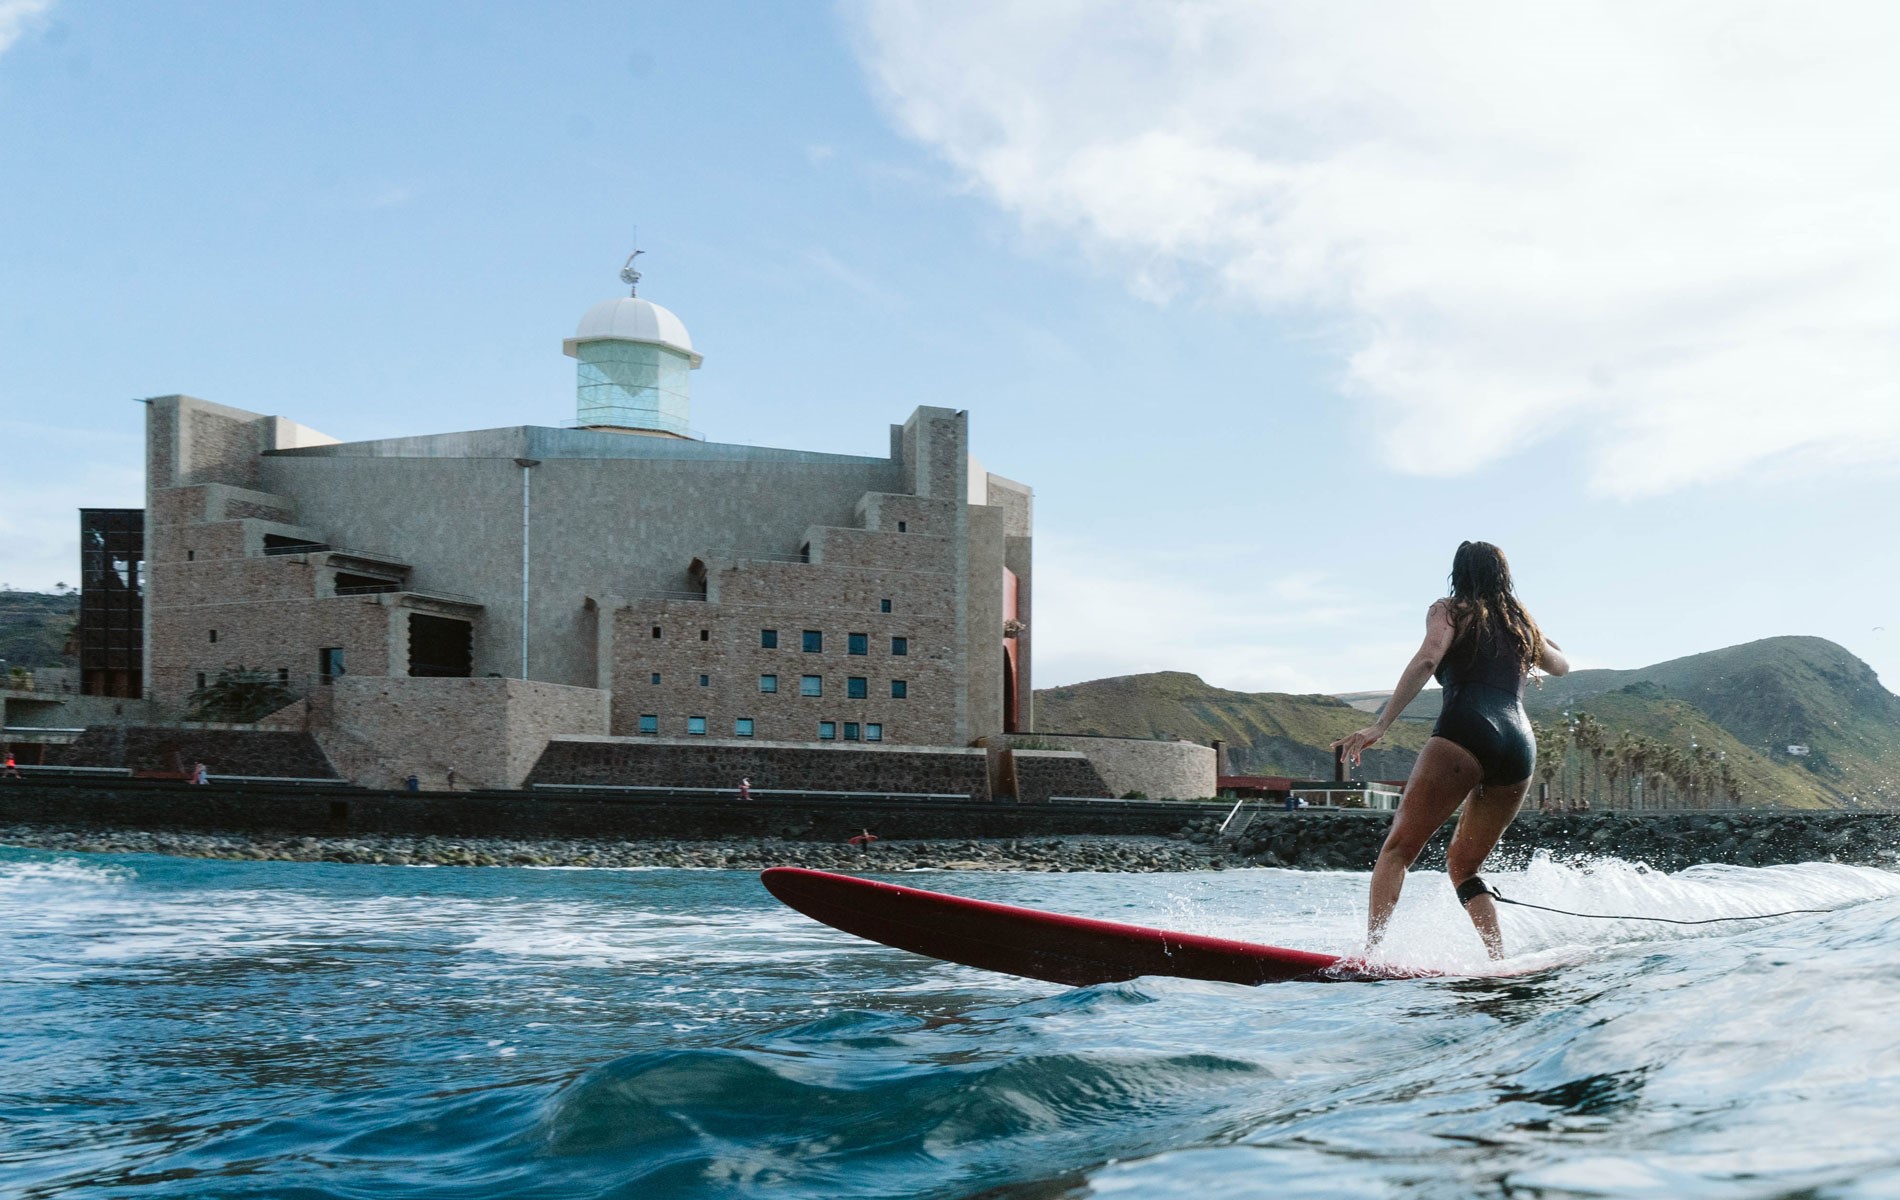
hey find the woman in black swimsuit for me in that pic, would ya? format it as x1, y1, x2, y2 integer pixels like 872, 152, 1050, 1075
1333, 542, 1569, 958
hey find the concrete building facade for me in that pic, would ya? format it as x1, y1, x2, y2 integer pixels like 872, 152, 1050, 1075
134, 274, 1035, 786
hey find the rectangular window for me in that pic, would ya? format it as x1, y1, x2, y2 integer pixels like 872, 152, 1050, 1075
897, 521, 908, 532
687, 716, 707, 735
196, 672, 207, 691
848, 632, 868, 656
699, 629, 709, 641
847, 677, 867, 699
843, 722, 860, 741
639, 714, 659, 734
891, 637, 908, 656
819, 721, 836, 741
866, 723, 883, 742
802, 629, 823, 653
652, 626, 662, 639
735, 718, 754, 737
698, 674, 709, 687
761, 629, 778, 649
800, 675, 823, 697
760, 674, 778, 693
891, 680, 908, 699
651, 672, 661, 685
277, 668, 290, 685
880, 599, 892, 613
187, 549, 195, 561
208, 629, 217, 643
318, 647, 344, 682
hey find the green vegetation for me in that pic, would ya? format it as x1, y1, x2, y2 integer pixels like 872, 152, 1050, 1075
1034, 670, 1431, 782
185, 667, 300, 724
1036, 637, 1900, 810
0, 588, 79, 671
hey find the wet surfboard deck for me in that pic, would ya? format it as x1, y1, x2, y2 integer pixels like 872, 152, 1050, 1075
761, 867, 1440, 986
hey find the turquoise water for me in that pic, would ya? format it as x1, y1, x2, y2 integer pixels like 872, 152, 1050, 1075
5, 846, 1900, 1198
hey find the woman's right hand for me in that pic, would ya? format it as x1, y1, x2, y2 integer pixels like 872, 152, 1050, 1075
1332, 725, 1384, 766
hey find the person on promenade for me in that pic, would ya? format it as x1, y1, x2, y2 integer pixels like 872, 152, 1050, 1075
1332, 541, 1568, 959
445, 766, 457, 791
3, 752, 20, 779
848, 829, 878, 853
738, 777, 752, 801
191, 761, 209, 786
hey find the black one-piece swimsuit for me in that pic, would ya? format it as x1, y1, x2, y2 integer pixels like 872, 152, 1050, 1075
1432, 630, 1535, 787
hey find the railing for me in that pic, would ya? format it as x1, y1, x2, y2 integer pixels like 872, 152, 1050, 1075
532, 783, 972, 801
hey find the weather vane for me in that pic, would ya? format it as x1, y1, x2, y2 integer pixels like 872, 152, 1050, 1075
619, 243, 643, 296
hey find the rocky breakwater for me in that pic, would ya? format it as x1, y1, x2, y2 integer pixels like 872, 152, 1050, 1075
0, 825, 1229, 873
1213, 810, 1900, 871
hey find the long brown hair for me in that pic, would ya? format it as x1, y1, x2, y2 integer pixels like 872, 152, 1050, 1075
1445, 541, 1544, 673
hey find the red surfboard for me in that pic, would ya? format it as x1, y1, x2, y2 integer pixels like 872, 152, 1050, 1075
761, 867, 1438, 986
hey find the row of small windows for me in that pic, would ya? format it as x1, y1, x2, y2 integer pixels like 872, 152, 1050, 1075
650, 608, 897, 644
761, 674, 907, 698
635, 714, 884, 741
761, 629, 908, 656
647, 673, 909, 698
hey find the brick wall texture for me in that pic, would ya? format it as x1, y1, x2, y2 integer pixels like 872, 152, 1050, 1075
526, 736, 990, 799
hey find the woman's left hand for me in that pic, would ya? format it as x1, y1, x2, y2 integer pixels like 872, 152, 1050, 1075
1332, 725, 1383, 766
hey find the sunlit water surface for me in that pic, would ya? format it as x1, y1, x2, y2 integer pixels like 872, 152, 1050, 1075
5, 846, 1900, 1199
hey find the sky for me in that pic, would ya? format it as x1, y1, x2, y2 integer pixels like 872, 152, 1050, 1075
2, 1, 1896, 695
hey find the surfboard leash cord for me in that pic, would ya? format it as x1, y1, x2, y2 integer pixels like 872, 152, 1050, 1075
1487, 888, 1836, 925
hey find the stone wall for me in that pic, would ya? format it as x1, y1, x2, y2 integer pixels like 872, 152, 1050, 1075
318, 676, 610, 790
992, 733, 1217, 800
1009, 749, 1113, 803
527, 736, 990, 799
52, 725, 338, 778
0, 777, 1205, 841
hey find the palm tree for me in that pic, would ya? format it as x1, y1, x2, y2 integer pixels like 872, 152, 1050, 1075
1603, 734, 1628, 811
1624, 737, 1651, 810
1572, 713, 1607, 808
185, 666, 299, 723
1533, 721, 1570, 806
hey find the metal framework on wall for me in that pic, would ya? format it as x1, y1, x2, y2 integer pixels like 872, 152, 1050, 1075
78, 508, 144, 698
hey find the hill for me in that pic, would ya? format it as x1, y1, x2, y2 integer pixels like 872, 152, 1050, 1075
1034, 671, 1431, 782
1370, 637, 1899, 807
1038, 637, 1900, 809
0, 590, 79, 673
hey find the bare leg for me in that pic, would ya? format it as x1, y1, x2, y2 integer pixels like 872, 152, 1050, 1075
1445, 777, 1529, 958
1367, 738, 1482, 950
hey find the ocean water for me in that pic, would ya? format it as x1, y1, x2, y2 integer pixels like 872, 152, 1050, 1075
5, 847, 1900, 1199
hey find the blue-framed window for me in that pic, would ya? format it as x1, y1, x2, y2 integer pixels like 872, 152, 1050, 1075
760, 674, 778, 693
761, 629, 778, 649
891, 680, 907, 699
687, 716, 707, 735
819, 721, 836, 741
800, 675, 823, 697
735, 718, 754, 737
891, 637, 908, 656
866, 723, 883, 742
638, 714, 659, 734
843, 722, 860, 741
650, 672, 660, 685
848, 632, 868, 656
803, 630, 823, 653
698, 674, 709, 687
847, 677, 867, 699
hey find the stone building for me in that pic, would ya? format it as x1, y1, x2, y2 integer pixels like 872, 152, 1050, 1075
134, 268, 1039, 788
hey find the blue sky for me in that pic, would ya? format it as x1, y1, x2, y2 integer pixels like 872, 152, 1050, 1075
3, 1, 1895, 694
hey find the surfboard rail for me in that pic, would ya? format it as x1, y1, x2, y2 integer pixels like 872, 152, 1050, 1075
761, 867, 1436, 986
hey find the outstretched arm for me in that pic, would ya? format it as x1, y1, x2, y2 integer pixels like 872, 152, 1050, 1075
1333, 602, 1456, 767
1539, 637, 1570, 677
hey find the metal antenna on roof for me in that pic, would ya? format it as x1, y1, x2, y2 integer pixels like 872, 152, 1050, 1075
619, 235, 643, 297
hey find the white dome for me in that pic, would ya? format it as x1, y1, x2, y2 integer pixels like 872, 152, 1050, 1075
563, 297, 702, 366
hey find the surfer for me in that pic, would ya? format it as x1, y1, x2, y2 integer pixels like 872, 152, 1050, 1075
1332, 541, 1568, 958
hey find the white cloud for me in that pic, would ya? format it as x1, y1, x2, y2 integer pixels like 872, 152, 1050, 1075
1031, 537, 1417, 693
0, 0, 51, 55
849, 2, 1900, 495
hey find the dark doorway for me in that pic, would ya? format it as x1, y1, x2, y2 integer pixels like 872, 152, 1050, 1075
408, 615, 472, 677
